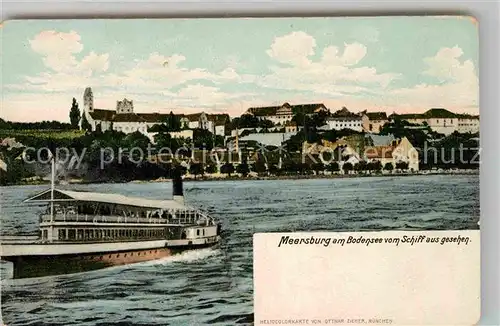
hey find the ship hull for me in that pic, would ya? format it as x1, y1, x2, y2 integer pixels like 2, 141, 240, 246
2, 242, 218, 279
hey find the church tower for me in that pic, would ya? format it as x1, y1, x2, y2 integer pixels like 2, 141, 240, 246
83, 87, 94, 113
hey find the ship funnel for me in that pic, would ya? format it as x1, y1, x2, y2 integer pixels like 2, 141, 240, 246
172, 167, 184, 204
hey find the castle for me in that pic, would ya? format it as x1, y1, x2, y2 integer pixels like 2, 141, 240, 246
81, 87, 229, 139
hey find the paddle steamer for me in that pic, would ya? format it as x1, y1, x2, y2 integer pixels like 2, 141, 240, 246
0, 161, 222, 279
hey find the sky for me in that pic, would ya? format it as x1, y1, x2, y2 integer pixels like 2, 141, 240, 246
0, 16, 479, 122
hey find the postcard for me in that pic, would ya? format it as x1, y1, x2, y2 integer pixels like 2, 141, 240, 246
1, 16, 479, 325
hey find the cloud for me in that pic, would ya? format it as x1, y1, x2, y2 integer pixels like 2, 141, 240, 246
8, 32, 241, 96
258, 31, 399, 95
29, 30, 109, 76
423, 46, 476, 83
388, 46, 478, 109
266, 31, 317, 66
321, 43, 367, 66
2, 30, 479, 122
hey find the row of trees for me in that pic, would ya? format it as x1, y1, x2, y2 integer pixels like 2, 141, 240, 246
148, 112, 183, 133
184, 160, 408, 179
228, 114, 275, 130
0, 118, 74, 131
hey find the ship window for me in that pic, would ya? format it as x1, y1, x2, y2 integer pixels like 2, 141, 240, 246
42, 229, 48, 239
197, 229, 200, 236
68, 229, 76, 240
203, 229, 205, 236
58, 229, 65, 240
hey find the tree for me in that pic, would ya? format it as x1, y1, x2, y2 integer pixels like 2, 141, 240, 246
342, 162, 353, 174
354, 161, 367, 173
193, 128, 224, 150
268, 163, 279, 175
167, 111, 182, 131
284, 130, 306, 153
69, 98, 81, 129
229, 114, 274, 129
371, 160, 383, 173
81, 112, 92, 132
395, 161, 409, 171
125, 131, 150, 150
95, 123, 102, 134
384, 162, 394, 171
205, 164, 217, 174
236, 162, 250, 177
252, 160, 267, 175
327, 162, 340, 174
282, 160, 299, 174
189, 163, 204, 179
379, 119, 430, 150
298, 162, 312, 175
220, 162, 235, 176
154, 132, 186, 154
311, 162, 324, 175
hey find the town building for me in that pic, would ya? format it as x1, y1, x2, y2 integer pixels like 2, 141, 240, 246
284, 121, 302, 133
364, 137, 419, 171
81, 88, 229, 139
302, 139, 361, 169
389, 108, 479, 135
364, 134, 396, 147
361, 111, 389, 133
324, 107, 363, 131
245, 102, 329, 126
181, 112, 230, 136
235, 132, 296, 148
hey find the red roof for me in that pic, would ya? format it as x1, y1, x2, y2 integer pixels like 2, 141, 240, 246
365, 145, 394, 159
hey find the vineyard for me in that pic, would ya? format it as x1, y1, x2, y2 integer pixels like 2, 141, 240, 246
0, 129, 85, 140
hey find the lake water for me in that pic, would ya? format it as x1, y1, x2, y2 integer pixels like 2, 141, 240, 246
0, 175, 479, 325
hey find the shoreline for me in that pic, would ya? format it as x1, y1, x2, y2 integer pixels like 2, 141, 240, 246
167, 170, 480, 183
4, 169, 479, 187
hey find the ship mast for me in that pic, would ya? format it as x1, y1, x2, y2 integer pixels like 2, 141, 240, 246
50, 150, 55, 222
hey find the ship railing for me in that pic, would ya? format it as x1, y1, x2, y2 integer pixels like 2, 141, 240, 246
0, 235, 39, 244
40, 213, 203, 225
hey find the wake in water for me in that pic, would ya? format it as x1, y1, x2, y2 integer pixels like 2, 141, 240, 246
140, 248, 221, 266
